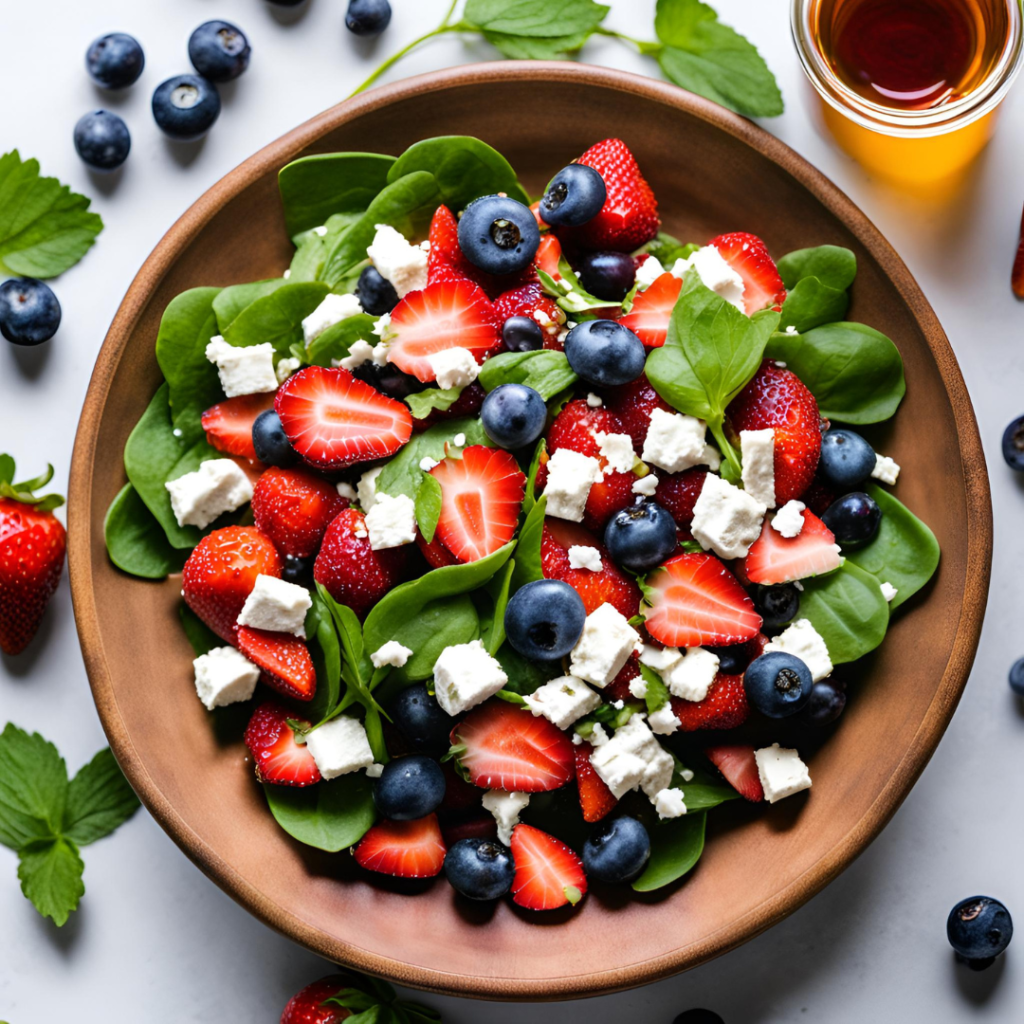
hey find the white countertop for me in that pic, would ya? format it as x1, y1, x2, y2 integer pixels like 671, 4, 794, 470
3, 1, 1023, 1020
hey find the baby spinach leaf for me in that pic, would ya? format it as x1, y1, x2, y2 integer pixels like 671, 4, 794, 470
414, 472, 443, 543
777, 245, 857, 292
843, 485, 939, 611
778, 277, 849, 334
223, 281, 330, 356
798, 561, 889, 664
632, 811, 706, 892
541, 257, 617, 314
104, 483, 186, 580
640, 664, 669, 714
478, 350, 578, 401
264, 774, 376, 852
522, 438, 546, 515
480, 558, 515, 655
636, 232, 699, 268
305, 313, 377, 367
495, 642, 559, 697
288, 235, 326, 283
179, 604, 221, 658
511, 494, 546, 591
212, 279, 287, 334
405, 386, 464, 420
306, 590, 343, 724
765, 322, 905, 424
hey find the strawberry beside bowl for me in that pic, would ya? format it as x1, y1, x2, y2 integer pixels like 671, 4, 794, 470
68, 64, 990, 999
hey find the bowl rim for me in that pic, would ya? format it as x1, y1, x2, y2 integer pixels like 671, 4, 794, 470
68, 61, 992, 1001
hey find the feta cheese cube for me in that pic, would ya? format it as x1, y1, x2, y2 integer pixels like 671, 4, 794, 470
205, 336, 278, 397
370, 640, 413, 669
418, 456, 439, 472
671, 245, 746, 312
339, 339, 375, 371
427, 346, 480, 390
365, 492, 416, 550
589, 716, 674, 800
165, 458, 253, 530
872, 454, 901, 485
236, 574, 312, 637
276, 357, 301, 383
642, 408, 708, 474
648, 703, 680, 735
357, 466, 382, 512
570, 603, 641, 687
765, 618, 833, 681
521, 675, 602, 730
702, 444, 722, 471
568, 545, 603, 572
639, 643, 682, 673
772, 500, 806, 538
433, 639, 508, 715
654, 787, 687, 818
301, 292, 364, 344
586, 392, 603, 408
305, 716, 374, 780
482, 790, 530, 846
740, 428, 776, 508
635, 255, 666, 290
544, 447, 601, 522
336, 481, 357, 501
193, 646, 260, 710
690, 474, 767, 560
663, 646, 720, 702
594, 431, 636, 475
588, 722, 609, 746
628, 674, 649, 700
632, 472, 659, 496
366, 763, 384, 778
754, 743, 812, 803
366, 224, 428, 298
880, 581, 898, 603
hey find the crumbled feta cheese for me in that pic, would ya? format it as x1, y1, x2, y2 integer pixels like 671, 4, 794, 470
370, 640, 413, 669
371, 341, 390, 365
532, 308, 553, 326
570, 603, 641, 687
702, 444, 723, 471
366, 224, 428, 298
522, 675, 602, 730
635, 255, 666, 290
772, 500, 806, 538
880, 581, 898, 602
765, 619, 833, 681
427, 346, 479, 390
357, 466, 383, 512
671, 245, 745, 312
336, 481, 357, 501
236, 574, 312, 638
594, 431, 636, 475
872, 454, 901, 485
572, 732, 583, 746
353, 522, 368, 540
784, 326, 799, 336
433, 639, 508, 715
482, 790, 530, 846
313, 225, 329, 237
628, 675, 649, 700
663, 646, 720, 702
453, 432, 467, 447
275, 357, 301, 384
654, 787, 687, 818
632, 473, 659, 496
339, 339, 375, 371
588, 723, 609, 746
690, 474, 767, 560
165, 458, 253, 530
365, 492, 416, 550
544, 447, 601, 522
680, 767, 694, 783
754, 743, 812, 803
193, 646, 260, 710
568, 545, 603, 572
648, 703, 680, 735
589, 716, 674, 800
639, 644, 682, 673
205, 336, 278, 397
586, 392, 603, 408
283, 269, 291, 280
366, 763, 384, 778
372, 312, 393, 339
305, 716, 374, 780
418, 456, 439, 472
301, 293, 364, 344
740, 428, 776, 508
642, 408, 708, 474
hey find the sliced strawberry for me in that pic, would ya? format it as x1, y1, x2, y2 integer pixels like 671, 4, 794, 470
201, 392, 276, 463
182, 526, 281, 643
236, 626, 316, 702
644, 552, 762, 648
535, 233, 563, 280
440, 814, 498, 847
600, 373, 673, 452
411, 381, 486, 433
705, 744, 764, 802
415, 530, 460, 568
619, 272, 682, 348
430, 446, 525, 563
574, 743, 618, 823
707, 232, 787, 314
743, 508, 842, 585
654, 468, 707, 531
493, 282, 565, 350
244, 702, 321, 786
353, 814, 446, 878
275, 366, 412, 471
451, 700, 575, 793
252, 466, 349, 560
672, 674, 749, 732
510, 823, 588, 911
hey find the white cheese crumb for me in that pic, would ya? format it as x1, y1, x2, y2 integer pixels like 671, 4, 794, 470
419, 456, 440, 473
648, 703, 680, 735
305, 716, 374, 780
366, 224, 428, 298
365, 492, 417, 550
193, 646, 260, 710
642, 408, 708, 474
772, 500, 806, 538
366, 763, 384, 778
764, 619, 833, 681
594, 431, 636, 476
165, 459, 253, 530
427, 346, 479, 390
453, 432, 467, 447
755, 743, 812, 803
544, 447, 601, 522
740, 428, 776, 509
357, 466, 383, 512
663, 646, 720, 702
370, 640, 413, 669
671, 245, 745, 312
690, 474, 767, 561
635, 255, 667, 290
586, 392, 604, 408
433, 639, 508, 715
632, 473, 659, 496
521, 675, 602, 730
336, 481, 357, 501
482, 790, 530, 846
205, 336, 278, 397
628, 675, 649, 700
570, 603, 641, 687
339, 339, 375, 371
568, 545, 603, 572
236, 574, 312, 638
872, 454, 901, 485
301, 293, 364, 344
654, 787, 687, 818
275, 357, 300, 384
880, 581, 898, 602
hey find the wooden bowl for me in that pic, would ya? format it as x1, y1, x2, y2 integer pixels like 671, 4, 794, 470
68, 63, 991, 1000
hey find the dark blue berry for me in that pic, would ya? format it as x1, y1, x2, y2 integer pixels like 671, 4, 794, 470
673, 1012, 724, 1024
251, 410, 299, 467
152, 74, 221, 141
743, 652, 813, 718
188, 21, 251, 83
1002, 415, 1024, 470
354, 265, 399, 316
0, 279, 61, 346
387, 683, 452, 756
538, 164, 607, 227
576, 252, 636, 302
753, 584, 800, 627
582, 817, 651, 884
707, 643, 751, 675
502, 315, 543, 352
458, 195, 540, 276
505, 579, 586, 661
802, 679, 846, 725
821, 491, 881, 544
604, 499, 677, 573
947, 896, 1013, 970
351, 360, 426, 400
481, 383, 547, 450
345, 0, 393, 37
281, 555, 313, 585
444, 838, 515, 901
1010, 657, 1024, 696
564, 320, 645, 387
73, 110, 131, 171
86, 33, 145, 89
818, 430, 876, 489
373, 755, 446, 821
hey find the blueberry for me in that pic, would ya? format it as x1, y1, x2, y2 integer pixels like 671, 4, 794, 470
481, 384, 547, 450
1002, 415, 1024, 470
354, 266, 399, 316
743, 652, 813, 718
345, 0, 393, 37
818, 429, 876, 489
821, 491, 881, 544
387, 683, 452, 756
252, 410, 299, 467
802, 679, 846, 725
372, 755, 446, 820
351, 360, 426, 400
458, 195, 540, 276
281, 555, 313, 586
672, 1012, 725, 1024
505, 579, 586, 661
502, 315, 544, 352
947, 896, 1013, 970
582, 817, 651, 884
1010, 657, 1024, 696
152, 74, 221, 141
86, 32, 145, 89
564, 320, 645, 387
707, 643, 750, 675
0, 279, 61, 346
188, 21, 251, 83
444, 838, 515, 901
73, 110, 130, 172
604, 499, 678, 573
576, 252, 636, 303
538, 164, 607, 227
753, 583, 800, 627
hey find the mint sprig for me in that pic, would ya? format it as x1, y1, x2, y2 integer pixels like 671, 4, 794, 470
0, 725, 140, 925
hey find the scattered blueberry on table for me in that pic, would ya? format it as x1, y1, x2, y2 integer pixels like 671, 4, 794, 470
539, 163, 607, 227
152, 73, 221, 140
947, 896, 1013, 970
345, 0, 393, 38
672, 1012, 725, 1024
458, 195, 540, 275
1001, 414, 1024, 470
1009, 657, 1024, 696
0, 279, 62, 346
188, 21, 252, 83
73, 110, 131, 171
85, 32, 145, 89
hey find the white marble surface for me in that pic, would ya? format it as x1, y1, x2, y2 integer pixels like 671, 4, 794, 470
2, 1, 1023, 1020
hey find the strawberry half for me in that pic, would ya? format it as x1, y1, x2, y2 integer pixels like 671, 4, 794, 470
252, 466, 349, 560
430, 446, 525, 563
705, 744, 764, 802
236, 626, 316, 702
201, 392, 276, 463
275, 366, 412, 471
707, 232, 787, 314
244, 702, 321, 786
509, 823, 588, 911
672, 674, 750, 732
353, 814, 446, 878
644, 552, 762, 648
450, 700, 575, 793
600, 373, 673, 452
574, 743, 617, 823
618, 273, 682, 349
743, 508, 842, 585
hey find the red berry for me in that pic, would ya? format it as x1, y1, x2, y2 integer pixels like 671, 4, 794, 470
252, 466, 349, 559
244, 702, 321, 786
353, 814, 446, 878
236, 626, 316, 702
509, 823, 588, 911
707, 232, 787, 314
201, 392, 276, 463
618, 272, 681, 349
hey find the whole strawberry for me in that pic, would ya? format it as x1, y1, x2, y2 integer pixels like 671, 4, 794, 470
0, 457, 66, 655
252, 466, 349, 560
281, 971, 439, 1024
281, 975, 353, 1024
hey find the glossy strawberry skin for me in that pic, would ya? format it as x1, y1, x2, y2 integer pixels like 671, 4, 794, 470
493, 283, 565, 350
600, 374, 673, 453
574, 743, 617, 823
201, 392, 276, 463
236, 626, 316, 702
252, 466, 350, 560
672, 674, 750, 732
244, 702, 321, 787
654, 468, 708, 530
707, 232, 787, 314
280, 976, 354, 1024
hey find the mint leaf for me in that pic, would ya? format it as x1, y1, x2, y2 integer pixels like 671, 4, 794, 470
0, 151, 104, 278
17, 838, 85, 926
464, 0, 610, 37
62, 748, 140, 847
0, 724, 67, 839
483, 30, 591, 58
654, 0, 716, 42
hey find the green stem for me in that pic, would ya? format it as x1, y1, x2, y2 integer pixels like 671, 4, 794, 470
709, 420, 743, 482
595, 27, 663, 56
